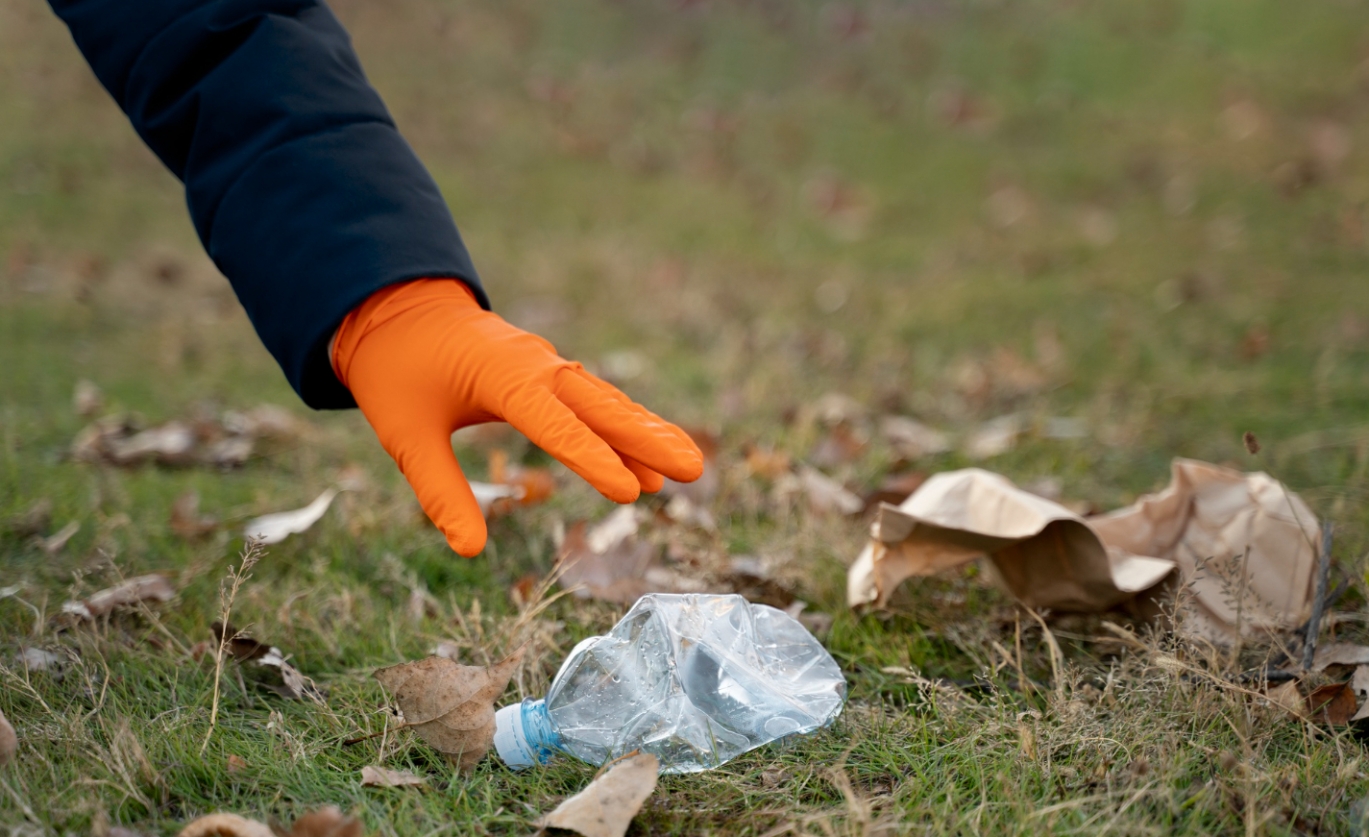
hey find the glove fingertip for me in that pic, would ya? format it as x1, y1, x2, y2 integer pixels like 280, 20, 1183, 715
446, 529, 487, 558
639, 471, 666, 494
601, 481, 641, 505
439, 513, 488, 557
655, 448, 705, 484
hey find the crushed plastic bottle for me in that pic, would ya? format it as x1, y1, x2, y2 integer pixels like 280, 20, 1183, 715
493, 593, 846, 773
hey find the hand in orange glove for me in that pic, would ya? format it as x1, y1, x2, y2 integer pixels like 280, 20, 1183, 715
332, 279, 704, 556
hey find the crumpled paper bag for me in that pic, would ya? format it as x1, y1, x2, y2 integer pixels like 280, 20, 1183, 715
848, 459, 1320, 641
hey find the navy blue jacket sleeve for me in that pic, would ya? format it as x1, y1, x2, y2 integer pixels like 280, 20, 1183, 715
46, 0, 488, 409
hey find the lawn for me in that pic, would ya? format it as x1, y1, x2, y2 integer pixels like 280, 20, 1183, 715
4, 0, 1369, 833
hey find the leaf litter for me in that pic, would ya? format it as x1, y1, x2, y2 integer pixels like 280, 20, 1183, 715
849, 459, 1320, 644
373, 646, 524, 772
61, 573, 176, 620
71, 403, 311, 469
537, 751, 660, 837
554, 507, 704, 604
177, 807, 363, 837
242, 489, 339, 544
359, 765, 427, 788
211, 622, 321, 701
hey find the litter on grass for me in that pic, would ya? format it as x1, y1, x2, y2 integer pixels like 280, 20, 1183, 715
177, 807, 363, 837
536, 752, 660, 837
360, 765, 428, 788
242, 489, 339, 544
373, 646, 525, 772
61, 573, 175, 620
849, 458, 1320, 643
211, 622, 320, 701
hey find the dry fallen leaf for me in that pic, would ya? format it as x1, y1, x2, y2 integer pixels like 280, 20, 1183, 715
775, 466, 862, 516
1352, 666, 1369, 722
809, 423, 867, 469
171, 492, 220, 539
1310, 643, 1369, 673
850, 460, 1319, 644
243, 489, 338, 544
1308, 682, 1359, 725
373, 647, 524, 772
360, 765, 428, 788
880, 415, 951, 460
1266, 680, 1305, 719
178, 807, 362, 837
108, 421, 199, 466
62, 573, 175, 620
18, 647, 63, 673
469, 481, 522, 517
508, 573, 541, 608
554, 508, 706, 603
537, 751, 660, 837
488, 450, 556, 507
178, 814, 275, 837
71, 405, 308, 470
211, 622, 319, 701
744, 442, 793, 480
277, 807, 364, 837
962, 414, 1025, 459
222, 404, 309, 442
432, 641, 463, 661
0, 708, 16, 766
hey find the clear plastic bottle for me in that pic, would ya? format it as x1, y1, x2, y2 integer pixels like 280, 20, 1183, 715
493, 593, 846, 773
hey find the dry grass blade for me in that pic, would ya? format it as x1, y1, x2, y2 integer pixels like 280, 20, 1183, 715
203, 540, 263, 753
537, 751, 660, 837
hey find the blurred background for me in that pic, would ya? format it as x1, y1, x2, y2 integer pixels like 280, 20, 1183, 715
5, 0, 1369, 562
6, 0, 1369, 829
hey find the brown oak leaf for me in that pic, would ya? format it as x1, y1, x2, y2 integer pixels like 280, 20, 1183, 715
537, 751, 660, 837
373, 647, 524, 772
1308, 681, 1359, 725
273, 807, 363, 837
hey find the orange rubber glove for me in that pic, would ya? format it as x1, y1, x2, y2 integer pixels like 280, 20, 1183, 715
332, 279, 704, 556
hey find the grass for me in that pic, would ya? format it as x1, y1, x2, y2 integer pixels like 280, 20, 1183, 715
5, 0, 1369, 832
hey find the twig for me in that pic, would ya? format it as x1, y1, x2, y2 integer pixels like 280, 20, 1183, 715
201, 538, 264, 754
1301, 521, 1334, 673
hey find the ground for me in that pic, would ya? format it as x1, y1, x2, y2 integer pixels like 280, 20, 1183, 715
4, 0, 1369, 834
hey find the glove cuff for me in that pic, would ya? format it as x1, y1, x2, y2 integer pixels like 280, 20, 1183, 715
332, 279, 480, 389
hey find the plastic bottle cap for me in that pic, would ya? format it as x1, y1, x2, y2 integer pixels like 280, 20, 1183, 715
493, 703, 536, 769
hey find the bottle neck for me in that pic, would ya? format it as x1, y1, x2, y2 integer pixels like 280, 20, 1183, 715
493, 698, 562, 769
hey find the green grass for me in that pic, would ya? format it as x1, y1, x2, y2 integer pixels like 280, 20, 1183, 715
5, 0, 1369, 833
